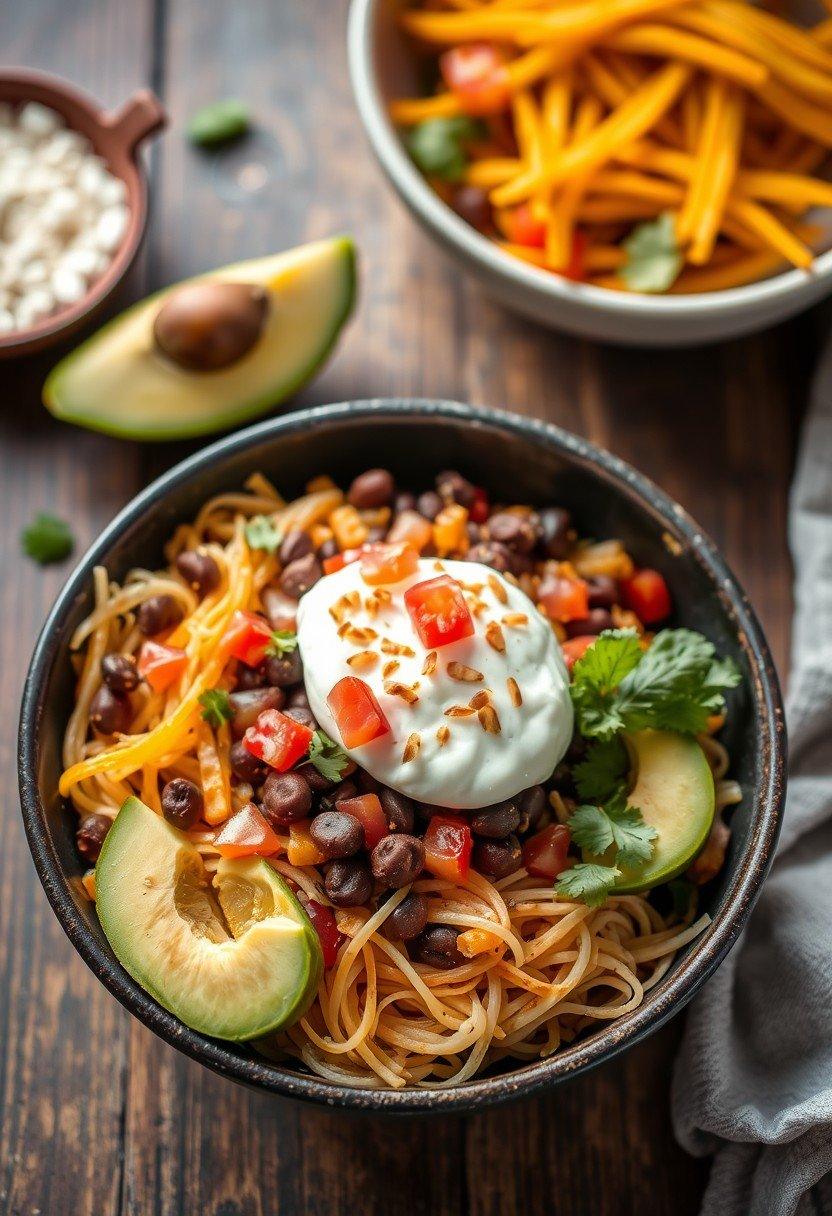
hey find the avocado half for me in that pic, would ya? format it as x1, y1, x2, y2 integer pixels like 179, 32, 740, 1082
43, 236, 356, 440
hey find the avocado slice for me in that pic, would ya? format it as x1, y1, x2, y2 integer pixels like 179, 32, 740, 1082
613, 730, 716, 893
43, 236, 356, 440
96, 797, 322, 1041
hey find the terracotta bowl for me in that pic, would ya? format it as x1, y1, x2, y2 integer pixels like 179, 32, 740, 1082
17, 400, 786, 1114
0, 69, 166, 358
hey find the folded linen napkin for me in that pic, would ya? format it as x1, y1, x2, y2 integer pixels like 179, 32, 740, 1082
672, 339, 832, 1216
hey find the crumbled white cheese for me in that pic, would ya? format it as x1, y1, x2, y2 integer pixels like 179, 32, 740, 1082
0, 101, 131, 334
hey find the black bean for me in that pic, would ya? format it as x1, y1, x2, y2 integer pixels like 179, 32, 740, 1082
264, 649, 303, 688
100, 652, 140, 693
175, 550, 220, 596
357, 769, 381, 795
287, 685, 311, 708
261, 586, 299, 631
436, 470, 476, 508
563, 608, 614, 639
379, 787, 414, 833
235, 661, 266, 690
416, 802, 448, 827
370, 835, 425, 887
473, 835, 522, 879
538, 507, 572, 560
451, 184, 492, 231
230, 740, 268, 785
161, 778, 204, 830
317, 537, 339, 562
76, 813, 112, 862
261, 771, 312, 826
348, 468, 395, 509
411, 924, 463, 970
471, 799, 522, 839
416, 490, 443, 521
486, 512, 537, 554
466, 521, 482, 546
393, 491, 416, 515
279, 529, 314, 567
518, 785, 547, 834
587, 575, 618, 610
310, 811, 364, 860
228, 686, 285, 738
467, 541, 513, 573
387, 892, 429, 941
136, 594, 183, 636
89, 686, 131, 735
325, 859, 373, 907
280, 553, 322, 600
320, 779, 358, 812
283, 704, 317, 731
295, 761, 332, 792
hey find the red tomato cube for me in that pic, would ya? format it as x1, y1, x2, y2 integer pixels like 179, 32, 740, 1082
326, 677, 391, 749
523, 824, 571, 879
404, 575, 475, 649
222, 609, 273, 667
538, 574, 589, 623
137, 641, 188, 693
338, 793, 389, 851
505, 201, 546, 249
360, 542, 419, 586
621, 568, 672, 624
214, 804, 282, 859
243, 708, 313, 771
469, 488, 490, 525
423, 815, 473, 884
440, 43, 510, 116
322, 548, 362, 576
305, 899, 343, 968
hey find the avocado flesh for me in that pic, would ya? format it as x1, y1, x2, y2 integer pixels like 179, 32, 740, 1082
611, 730, 716, 893
44, 236, 355, 440
96, 797, 322, 1041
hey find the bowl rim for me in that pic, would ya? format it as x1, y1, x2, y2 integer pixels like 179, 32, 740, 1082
347, 0, 832, 320
18, 398, 787, 1113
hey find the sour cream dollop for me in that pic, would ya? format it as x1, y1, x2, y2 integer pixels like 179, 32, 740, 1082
297, 558, 573, 809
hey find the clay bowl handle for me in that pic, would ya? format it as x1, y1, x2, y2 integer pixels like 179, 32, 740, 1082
102, 88, 167, 154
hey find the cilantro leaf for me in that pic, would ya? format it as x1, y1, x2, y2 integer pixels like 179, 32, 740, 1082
604, 792, 657, 866
570, 630, 643, 740
568, 804, 615, 856
407, 116, 484, 182
21, 513, 74, 564
555, 862, 620, 908
307, 730, 350, 783
622, 213, 683, 294
266, 629, 298, 658
198, 688, 233, 728
614, 629, 741, 736
245, 515, 283, 554
573, 737, 628, 802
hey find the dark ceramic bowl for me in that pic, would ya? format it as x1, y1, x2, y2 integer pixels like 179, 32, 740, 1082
18, 399, 786, 1113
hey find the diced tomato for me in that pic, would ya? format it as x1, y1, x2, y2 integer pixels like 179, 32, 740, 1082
305, 899, 343, 968
505, 202, 546, 249
360, 542, 419, 586
523, 824, 571, 879
538, 574, 589, 623
562, 635, 597, 672
424, 815, 473, 884
214, 804, 282, 859
287, 821, 326, 867
137, 641, 188, 693
338, 793, 389, 851
387, 509, 434, 551
404, 574, 475, 649
469, 487, 490, 525
222, 609, 273, 667
621, 568, 672, 624
440, 43, 510, 116
322, 547, 362, 576
563, 229, 588, 281
326, 676, 391, 749
243, 708, 313, 771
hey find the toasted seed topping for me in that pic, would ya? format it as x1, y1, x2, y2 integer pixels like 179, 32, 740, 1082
340, 624, 378, 647
478, 704, 501, 734
433, 561, 446, 573
502, 612, 528, 628
374, 588, 392, 605
485, 621, 506, 653
402, 732, 421, 763
469, 689, 492, 710
444, 704, 476, 719
461, 581, 485, 594
382, 659, 400, 679
488, 574, 508, 605
381, 638, 416, 657
507, 676, 522, 707
447, 661, 484, 683
422, 650, 438, 676
385, 681, 420, 704
347, 650, 379, 671
436, 725, 450, 747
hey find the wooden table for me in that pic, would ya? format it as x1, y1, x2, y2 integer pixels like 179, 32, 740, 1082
2, 2, 822, 1213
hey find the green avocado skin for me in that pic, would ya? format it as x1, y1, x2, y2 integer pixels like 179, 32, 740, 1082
42, 237, 357, 442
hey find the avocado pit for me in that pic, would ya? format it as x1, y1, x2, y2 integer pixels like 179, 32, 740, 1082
153, 280, 269, 371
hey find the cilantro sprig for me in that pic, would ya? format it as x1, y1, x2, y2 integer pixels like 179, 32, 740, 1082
245, 515, 283, 554
21, 513, 74, 564
555, 863, 621, 908
199, 688, 234, 728
306, 730, 351, 783
622, 213, 683, 294
266, 629, 298, 659
407, 116, 485, 182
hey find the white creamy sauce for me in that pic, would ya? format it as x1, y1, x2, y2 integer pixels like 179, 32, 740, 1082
297, 559, 573, 809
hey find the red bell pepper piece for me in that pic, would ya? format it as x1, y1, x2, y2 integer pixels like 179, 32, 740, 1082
359, 542, 419, 587
322, 547, 362, 576
538, 574, 590, 623
214, 803, 282, 859
404, 574, 475, 649
561, 635, 598, 672
243, 708, 313, 771
222, 609, 273, 667
504, 201, 546, 249
523, 824, 571, 879
338, 793, 389, 851
440, 43, 510, 116
326, 677, 391, 749
137, 640, 188, 693
620, 568, 672, 625
305, 899, 343, 968
423, 814, 473, 884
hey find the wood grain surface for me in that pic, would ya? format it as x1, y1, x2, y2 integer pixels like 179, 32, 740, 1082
1, 1, 823, 1213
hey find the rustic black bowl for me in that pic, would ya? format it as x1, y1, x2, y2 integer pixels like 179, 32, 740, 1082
18, 399, 786, 1114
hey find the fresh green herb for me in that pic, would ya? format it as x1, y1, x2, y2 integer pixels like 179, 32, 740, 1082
571, 628, 740, 741
198, 688, 234, 728
555, 862, 621, 908
244, 514, 283, 554
568, 790, 657, 868
668, 878, 695, 919
266, 629, 298, 658
622, 212, 683, 294
21, 513, 74, 564
573, 736, 628, 802
407, 116, 484, 182
307, 730, 351, 783
188, 99, 250, 147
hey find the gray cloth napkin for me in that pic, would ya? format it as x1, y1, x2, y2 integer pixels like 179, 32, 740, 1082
672, 339, 832, 1216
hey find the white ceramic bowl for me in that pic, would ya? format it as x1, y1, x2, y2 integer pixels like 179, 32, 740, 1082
348, 0, 832, 346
